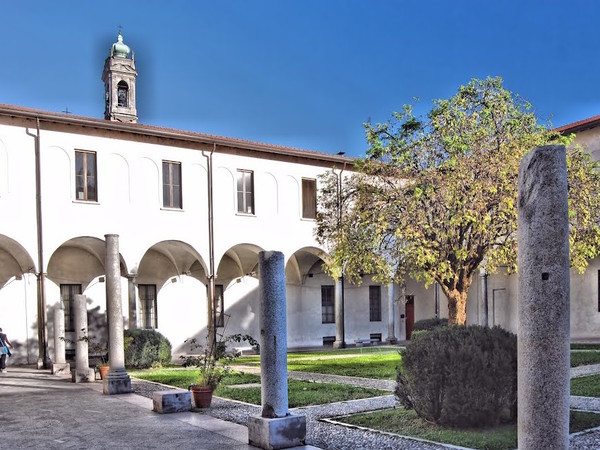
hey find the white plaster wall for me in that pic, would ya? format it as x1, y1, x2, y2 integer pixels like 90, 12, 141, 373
4, 116, 600, 361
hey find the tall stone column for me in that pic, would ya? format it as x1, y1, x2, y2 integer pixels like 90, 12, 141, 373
103, 234, 131, 395
52, 304, 70, 375
386, 283, 397, 344
333, 277, 345, 348
248, 251, 306, 449
517, 145, 570, 450
72, 294, 94, 382
127, 274, 137, 329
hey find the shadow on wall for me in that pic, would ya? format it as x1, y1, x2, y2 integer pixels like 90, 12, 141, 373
45, 301, 108, 363
169, 282, 260, 361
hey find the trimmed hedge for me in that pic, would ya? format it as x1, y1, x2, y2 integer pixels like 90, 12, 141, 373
396, 325, 517, 428
124, 329, 172, 369
412, 317, 448, 332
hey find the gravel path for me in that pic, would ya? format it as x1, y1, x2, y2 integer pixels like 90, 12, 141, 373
131, 365, 600, 450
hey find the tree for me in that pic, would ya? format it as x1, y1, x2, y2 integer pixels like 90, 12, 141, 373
316, 77, 600, 325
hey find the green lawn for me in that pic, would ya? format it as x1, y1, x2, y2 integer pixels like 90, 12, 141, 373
571, 374, 600, 397
572, 343, 600, 350
337, 408, 600, 450
238, 346, 401, 364
571, 351, 600, 367
131, 368, 387, 407
236, 348, 402, 379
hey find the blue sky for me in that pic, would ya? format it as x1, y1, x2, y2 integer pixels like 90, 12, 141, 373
1, 1, 598, 157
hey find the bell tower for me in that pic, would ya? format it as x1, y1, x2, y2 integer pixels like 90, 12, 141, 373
102, 32, 138, 123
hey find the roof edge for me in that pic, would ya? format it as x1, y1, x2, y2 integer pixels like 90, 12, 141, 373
0, 103, 356, 166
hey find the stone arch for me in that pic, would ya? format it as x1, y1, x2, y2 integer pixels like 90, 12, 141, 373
137, 240, 208, 288
47, 236, 128, 290
137, 240, 209, 357
216, 243, 265, 284
0, 235, 36, 286
285, 246, 329, 285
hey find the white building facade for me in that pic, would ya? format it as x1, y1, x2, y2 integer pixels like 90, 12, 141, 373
0, 34, 410, 366
2, 34, 599, 367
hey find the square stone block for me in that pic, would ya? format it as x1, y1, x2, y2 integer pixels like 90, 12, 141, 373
248, 414, 306, 450
52, 363, 70, 376
71, 367, 95, 383
152, 390, 191, 413
103, 375, 132, 395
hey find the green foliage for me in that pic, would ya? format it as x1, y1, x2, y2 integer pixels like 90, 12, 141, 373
316, 76, 600, 325
412, 318, 448, 332
124, 329, 172, 369
180, 334, 257, 389
396, 325, 517, 428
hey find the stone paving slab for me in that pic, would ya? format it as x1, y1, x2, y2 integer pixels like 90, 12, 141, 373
0, 366, 319, 450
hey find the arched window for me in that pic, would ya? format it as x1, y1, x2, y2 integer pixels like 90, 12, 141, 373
117, 81, 129, 107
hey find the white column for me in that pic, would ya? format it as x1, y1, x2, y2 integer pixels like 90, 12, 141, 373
386, 284, 397, 343
72, 294, 94, 382
52, 305, 70, 375
333, 277, 345, 348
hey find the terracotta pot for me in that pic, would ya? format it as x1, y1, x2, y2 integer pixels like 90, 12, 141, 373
98, 365, 110, 380
189, 385, 214, 408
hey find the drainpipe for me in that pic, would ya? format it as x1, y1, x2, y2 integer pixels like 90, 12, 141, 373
26, 118, 50, 369
203, 144, 217, 358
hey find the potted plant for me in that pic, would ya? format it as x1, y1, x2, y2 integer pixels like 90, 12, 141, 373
88, 340, 109, 379
181, 334, 257, 408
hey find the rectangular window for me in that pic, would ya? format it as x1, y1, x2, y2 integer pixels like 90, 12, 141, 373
139, 284, 157, 329
321, 285, 335, 324
302, 178, 317, 219
75, 150, 97, 201
237, 170, 254, 214
162, 161, 182, 209
215, 284, 224, 327
60, 284, 82, 332
369, 285, 382, 322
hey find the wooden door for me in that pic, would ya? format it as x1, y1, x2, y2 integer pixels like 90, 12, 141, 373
405, 295, 415, 340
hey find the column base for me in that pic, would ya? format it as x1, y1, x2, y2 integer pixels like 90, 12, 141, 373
333, 340, 346, 349
248, 414, 306, 450
386, 337, 398, 344
103, 369, 132, 395
71, 367, 95, 383
52, 362, 70, 375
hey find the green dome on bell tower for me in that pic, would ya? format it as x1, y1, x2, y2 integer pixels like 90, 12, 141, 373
111, 32, 130, 58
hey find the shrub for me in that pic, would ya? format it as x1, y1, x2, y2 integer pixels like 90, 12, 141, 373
124, 329, 172, 369
412, 317, 448, 332
396, 325, 517, 428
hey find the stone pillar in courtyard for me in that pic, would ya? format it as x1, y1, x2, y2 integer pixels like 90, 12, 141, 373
127, 274, 137, 329
72, 294, 94, 382
103, 234, 131, 395
517, 145, 570, 450
386, 283, 397, 344
333, 277, 345, 348
52, 304, 70, 375
248, 251, 306, 449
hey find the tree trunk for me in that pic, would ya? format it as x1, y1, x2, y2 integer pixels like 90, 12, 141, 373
446, 290, 468, 325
